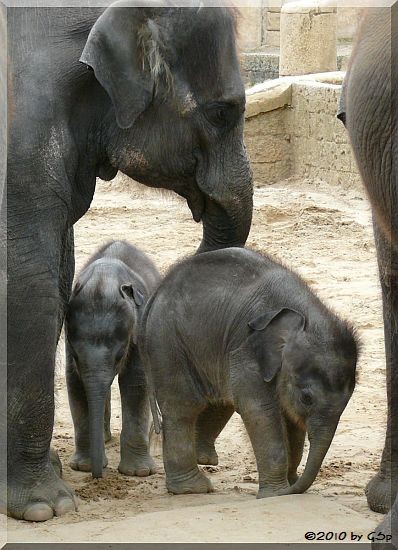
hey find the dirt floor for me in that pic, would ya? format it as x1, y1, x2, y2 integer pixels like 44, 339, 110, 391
7, 174, 387, 543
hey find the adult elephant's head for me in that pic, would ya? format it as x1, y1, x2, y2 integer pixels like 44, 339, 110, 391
80, 1, 253, 252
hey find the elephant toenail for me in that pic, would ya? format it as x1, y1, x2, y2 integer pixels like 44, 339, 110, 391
54, 497, 76, 516
23, 503, 53, 522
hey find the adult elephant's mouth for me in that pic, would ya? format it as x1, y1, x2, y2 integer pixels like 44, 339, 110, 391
186, 187, 205, 223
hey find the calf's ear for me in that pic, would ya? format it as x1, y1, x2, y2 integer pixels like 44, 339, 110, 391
80, 2, 170, 129
120, 284, 145, 306
247, 308, 305, 383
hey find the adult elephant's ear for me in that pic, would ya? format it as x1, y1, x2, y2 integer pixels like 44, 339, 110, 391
80, 2, 165, 129
247, 308, 305, 383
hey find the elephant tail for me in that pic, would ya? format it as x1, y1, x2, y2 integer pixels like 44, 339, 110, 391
139, 293, 162, 435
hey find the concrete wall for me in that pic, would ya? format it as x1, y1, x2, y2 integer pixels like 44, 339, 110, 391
287, 81, 358, 186
244, 74, 361, 188
245, 108, 291, 183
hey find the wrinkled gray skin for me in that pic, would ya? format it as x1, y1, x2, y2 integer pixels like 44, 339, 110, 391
140, 248, 358, 497
338, 7, 397, 548
6, 2, 252, 521
65, 241, 160, 479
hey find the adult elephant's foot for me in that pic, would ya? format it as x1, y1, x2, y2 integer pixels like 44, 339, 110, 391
196, 442, 219, 466
70, 450, 108, 473
5, 463, 77, 521
371, 501, 398, 550
118, 453, 157, 477
366, 470, 398, 514
166, 469, 213, 494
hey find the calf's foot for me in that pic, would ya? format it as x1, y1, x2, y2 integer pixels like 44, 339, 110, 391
5, 463, 77, 521
118, 452, 157, 477
70, 450, 108, 473
257, 482, 290, 499
166, 468, 213, 494
196, 442, 219, 466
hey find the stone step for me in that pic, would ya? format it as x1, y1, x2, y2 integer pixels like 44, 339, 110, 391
242, 44, 352, 87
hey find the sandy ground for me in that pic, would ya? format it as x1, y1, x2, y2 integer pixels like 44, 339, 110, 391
6, 174, 387, 543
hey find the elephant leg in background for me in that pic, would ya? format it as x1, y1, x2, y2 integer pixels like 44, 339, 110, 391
285, 416, 306, 485
196, 403, 234, 465
366, 222, 398, 515
66, 352, 108, 473
118, 347, 156, 477
231, 357, 289, 498
6, 230, 76, 521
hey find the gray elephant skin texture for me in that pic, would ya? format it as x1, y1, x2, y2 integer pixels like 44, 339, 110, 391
6, 2, 253, 521
65, 240, 160, 480
338, 6, 398, 547
140, 247, 358, 498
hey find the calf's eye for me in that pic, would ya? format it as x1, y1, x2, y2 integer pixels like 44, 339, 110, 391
300, 388, 313, 407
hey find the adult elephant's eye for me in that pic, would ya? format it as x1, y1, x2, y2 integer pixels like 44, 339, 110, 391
300, 388, 313, 407
205, 103, 231, 128
214, 107, 227, 126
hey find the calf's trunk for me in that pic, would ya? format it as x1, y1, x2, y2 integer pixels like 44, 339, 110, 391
280, 422, 337, 495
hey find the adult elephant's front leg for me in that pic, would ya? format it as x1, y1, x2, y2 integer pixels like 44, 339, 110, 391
366, 223, 398, 514
5, 236, 76, 521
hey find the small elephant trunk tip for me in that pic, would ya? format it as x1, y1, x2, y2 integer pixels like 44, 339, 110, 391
279, 425, 337, 496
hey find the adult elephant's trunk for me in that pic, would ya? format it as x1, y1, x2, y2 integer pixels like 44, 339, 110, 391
280, 420, 338, 495
195, 130, 253, 253
83, 376, 112, 479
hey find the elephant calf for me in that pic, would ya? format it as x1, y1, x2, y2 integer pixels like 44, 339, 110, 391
140, 247, 358, 497
65, 240, 161, 478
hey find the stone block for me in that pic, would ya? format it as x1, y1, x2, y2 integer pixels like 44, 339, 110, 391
245, 108, 288, 136
266, 30, 280, 48
241, 52, 280, 86
280, 1, 337, 76
245, 81, 292, 118
266, 11, 280, 31
237, 7, 263, 51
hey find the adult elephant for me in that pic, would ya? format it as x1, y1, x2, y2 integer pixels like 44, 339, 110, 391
4, 1, 253, 521
338, 6, 397, 547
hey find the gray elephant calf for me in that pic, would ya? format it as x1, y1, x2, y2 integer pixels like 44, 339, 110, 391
65, 240, 161, 478
140, 247, 358, 497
